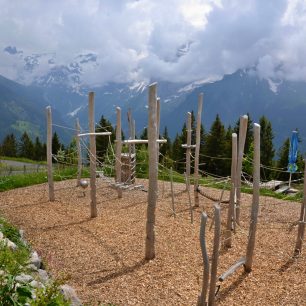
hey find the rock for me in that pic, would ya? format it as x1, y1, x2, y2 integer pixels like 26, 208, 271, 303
30, 280, 44, 289
29, 251, 41, 269
0, 231, 3, 240
4, 238, 18, 251
60, 284, 82, 306
16, 273, 33, 283
26, 264, 38, 272
38, 269, 49, 283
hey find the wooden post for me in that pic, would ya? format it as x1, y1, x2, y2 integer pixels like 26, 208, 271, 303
198, 212, 209, 306
294, 160, 306, 256
76, 118, 82, 187
185, 173, 194, 224
225, 133, 238, 248
186, 112, 192, 191
88, 92, 97, 218
236, 115, 248, 224
194, 93, 203, 207
145, 82, 158, 260
46, 106, 54, 202
208, 204, 221, 306
115, 107, 123, 198
170, 167, 175, 217
245, 123, 260, 272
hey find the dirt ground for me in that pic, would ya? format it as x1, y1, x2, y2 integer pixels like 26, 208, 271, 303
0, 179, 305, 305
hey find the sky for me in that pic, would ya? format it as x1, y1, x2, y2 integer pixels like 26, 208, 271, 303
0, 0, 306, 86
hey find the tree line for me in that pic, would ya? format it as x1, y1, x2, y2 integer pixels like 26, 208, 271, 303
1, 113, 304, 182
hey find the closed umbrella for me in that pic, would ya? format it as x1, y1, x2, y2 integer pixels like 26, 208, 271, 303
288, 130, 298, 188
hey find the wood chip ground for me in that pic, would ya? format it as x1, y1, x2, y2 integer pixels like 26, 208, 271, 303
0, 179, 305, 305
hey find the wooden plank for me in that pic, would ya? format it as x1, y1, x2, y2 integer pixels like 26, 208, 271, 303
145, 82, 158, 260
88, 92, 97, 218
122, 139, 167, 144
245, 123, 260, 272
186, 112, 192, 192
46, 106, 55, 202
194, 93, 203, 208
76, 118, 82, 187
218, 257, 246, 282
78, 132, 111, 137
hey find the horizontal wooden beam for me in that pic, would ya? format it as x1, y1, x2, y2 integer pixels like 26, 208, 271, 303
218, 256, 246, 282
122, 139, 167, 145
78, 132, 112, 137
181, 144, 196, 149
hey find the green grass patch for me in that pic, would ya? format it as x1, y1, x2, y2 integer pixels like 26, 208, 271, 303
0, 156, 47, 165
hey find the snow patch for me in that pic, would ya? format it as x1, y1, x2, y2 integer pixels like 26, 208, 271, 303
67, 106, 83, 117
129, 81, 147, 93
267, 78, 282, 94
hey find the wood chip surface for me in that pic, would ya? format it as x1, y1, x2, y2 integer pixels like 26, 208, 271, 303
0, 179, 305, 305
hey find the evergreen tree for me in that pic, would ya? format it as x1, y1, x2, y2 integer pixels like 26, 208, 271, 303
52, 132, 62, 155
259, 116, 275, 180
223, 125, 233, 176
139, 127, 148, 140
33, 137, 44, 161
160, 126, 172, 161
96, 115, 115, 162
171, 133, 184, 172
18, 132, 34, 159
277, 138, 290, 181
1, 134, 17, 157
203, 114, 227, 176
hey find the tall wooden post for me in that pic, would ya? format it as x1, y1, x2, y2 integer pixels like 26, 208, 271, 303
76, 118, 82, 187
186, 112, 192, 189
225, 133, 238, 248
245, 123, 260, 272
145, 83, 158, 260
194, 93, 203, 207
89, 92, 97, 218
294, 160, 306, 256
156, 97, 161, 162
115, 107, 123, 198
46, 106, 54, 202
236, 115, 248, 224
208, 204, 221, 306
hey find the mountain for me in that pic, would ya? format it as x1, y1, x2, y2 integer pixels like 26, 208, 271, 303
0, 75, 69, 143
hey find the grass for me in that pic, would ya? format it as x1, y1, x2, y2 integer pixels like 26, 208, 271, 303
0, 156, 47, 165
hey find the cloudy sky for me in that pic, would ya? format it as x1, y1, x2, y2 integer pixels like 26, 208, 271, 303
0, 0, 306, 86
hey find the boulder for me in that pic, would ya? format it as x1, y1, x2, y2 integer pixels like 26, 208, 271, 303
60, 284, 82, 306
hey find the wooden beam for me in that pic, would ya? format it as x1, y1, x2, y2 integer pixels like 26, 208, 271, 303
88, 92, 97, 218
225, 133, 237, 248
294, 159, 306, 256
245, 123, 260, 272
208, 204, 221, 306
218, 257, 246, 282
194, 93, 203, 208
76, 118, 82, 187
122, 139, 167, 144
198, 212, 209, 306
78, 132, 111, 137
186, 112, 192, 192
46, 106, 54, 202
115, 107, 122, 199
145, 82, 158, 260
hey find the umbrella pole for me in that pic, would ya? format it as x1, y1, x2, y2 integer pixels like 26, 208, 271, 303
288, 172, 292, 189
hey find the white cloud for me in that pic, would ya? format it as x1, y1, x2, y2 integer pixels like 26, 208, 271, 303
0, 0, 306, 85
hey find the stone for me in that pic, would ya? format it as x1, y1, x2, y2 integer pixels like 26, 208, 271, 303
16, 273, 33, 283
0, 231, 3, 240
4, 238, 18, 251
60, 284, 82, 306
38, 269, 49, 283
30, 280, 44, 289
29, 251, 41, 269
26, 264, 38, 272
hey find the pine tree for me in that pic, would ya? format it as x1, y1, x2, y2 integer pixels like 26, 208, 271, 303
18, 132, 34, 159
259, 116, 275, 180
33, 137, 44, 161
52, 132, 62, 155
139, 127, 148, 140
160, 126, 172, 163
203, 114, 227, 176
96, 115, 115, 162
1, 134, 17, 157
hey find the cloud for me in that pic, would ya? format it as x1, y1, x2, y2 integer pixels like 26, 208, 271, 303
0, 0, 305, 85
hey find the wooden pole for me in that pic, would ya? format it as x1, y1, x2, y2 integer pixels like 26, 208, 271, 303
245, 123, 260, 272
208, 204, 221, 306
186, 112, 192, 190
294, 159, 306, 256
194, 93, 203, 207
198, 212, 209, 306
225, 133, 238, 248
46, 106, 54, 202
145, 82, 158, 260
185, 173, 194, 224
115, 107, 123, 199
170, 167, 176, 217
76, 118, 82, 187
88, 92, 97, 218
236, 115, 248, 224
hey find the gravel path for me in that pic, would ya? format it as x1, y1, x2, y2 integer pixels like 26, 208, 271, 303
0, 179, 305, 305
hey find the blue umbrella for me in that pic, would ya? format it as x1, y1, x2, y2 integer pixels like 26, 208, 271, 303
288, 130, 298, 188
